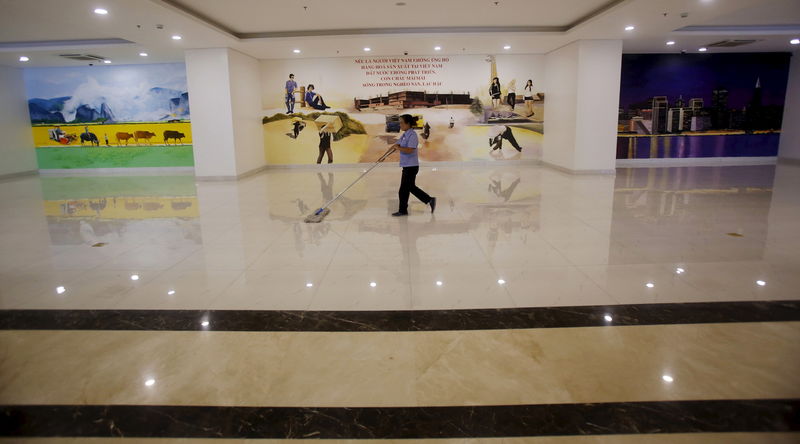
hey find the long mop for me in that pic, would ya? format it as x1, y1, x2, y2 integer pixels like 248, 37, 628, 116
304, 146, 396, 223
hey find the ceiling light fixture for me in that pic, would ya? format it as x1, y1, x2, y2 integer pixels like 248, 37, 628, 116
666, 41, 676, 46
167, 290, 175, 295
497, 279, 506, 285
139, 52, 148, 57
756, 280, 766, 286
306, 283, 313, 288
19, 56, 29, 62
646, 282, 655, 288
698, 47, 707, 52
436, 281, 443, 286
94, 8, 108, 15
604, 314, 613, 322
434, 46, 441, 51
625, 25, 635, 31
145, 378, 155, 386
503, 45, 511, 50
791, 38, 800, 45
363, 47, 371, 52
675, 268, 685, 274
172, 35, 182, 40
56, 286, 66, 294
131, 274, 140, 281
662, 375, 674, 383
103, 60, 111, 64
369, 281, 377, 287
293, 49, 301, 54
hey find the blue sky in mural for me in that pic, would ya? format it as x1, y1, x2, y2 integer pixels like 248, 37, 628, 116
619, 53, 790, 109
24, 63, 189, 123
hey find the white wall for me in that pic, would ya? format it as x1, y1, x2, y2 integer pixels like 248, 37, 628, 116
186, 48, 266, 178
544, 40, 622, 173
778, 51, 800, 162
0, 65, 36, 177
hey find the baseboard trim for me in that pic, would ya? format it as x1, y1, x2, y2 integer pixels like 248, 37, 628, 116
616, 157, 778, 168
777, 157, 800, 166
262, 159, 542, 170
541, 161, 616, 175
0, 169, 38, 181
38, 167, 195, 176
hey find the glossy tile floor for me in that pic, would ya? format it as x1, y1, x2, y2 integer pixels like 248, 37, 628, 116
0, 164, 798, 441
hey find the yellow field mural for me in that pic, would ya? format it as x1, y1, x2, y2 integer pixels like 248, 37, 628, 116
32, 122, 193, 148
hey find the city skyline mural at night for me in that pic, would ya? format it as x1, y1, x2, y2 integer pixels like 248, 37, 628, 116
617, 52, 791, 160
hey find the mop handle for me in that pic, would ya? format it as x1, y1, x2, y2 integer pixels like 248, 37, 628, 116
319, 146, 396, 210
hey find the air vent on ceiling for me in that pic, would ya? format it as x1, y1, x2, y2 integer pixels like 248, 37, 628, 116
58, 53, 107, 61
707, 39, 758, 48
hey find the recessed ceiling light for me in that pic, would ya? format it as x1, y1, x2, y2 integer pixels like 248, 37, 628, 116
19, 56, 29, 62
503, 45, 511, 50
666, 41, 676, 46
662, 375, 674, 383
103, 60, 112, 64
434, 46, 441, 51
56, 286, 66, 294
94, 8, 108, 15
139, 52, 148, 57
363, 47, 371, 52
436, 281, 443, 286
369, 281, 377, 287
675, 267, 685, 274
791, 38, 800, 45
497, 279, 506, 285
625, 25, 635, 31
167, 290, 175, 295
646, 282, 655, 288
172, 35, 182, 40
604, 314, 613, 322
698, 47, 707, 52
293, 49, 301, 54
201, 320, 210, 327
756, 280, 766, 286
306, 282, 313, 287
130, 274, 140, 281
144, 378, 155, 386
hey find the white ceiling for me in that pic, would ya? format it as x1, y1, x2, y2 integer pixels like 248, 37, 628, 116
0, 0, 798, 68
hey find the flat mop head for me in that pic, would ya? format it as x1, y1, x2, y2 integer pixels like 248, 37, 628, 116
304, 207, 331, 223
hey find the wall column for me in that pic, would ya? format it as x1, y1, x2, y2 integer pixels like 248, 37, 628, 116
543, 39, 623, 174
0, 65, 37, 178
185, 48, 265, 179
778, 51, 799, 162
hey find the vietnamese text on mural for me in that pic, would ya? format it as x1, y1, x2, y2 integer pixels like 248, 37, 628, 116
355, 57, 450, 88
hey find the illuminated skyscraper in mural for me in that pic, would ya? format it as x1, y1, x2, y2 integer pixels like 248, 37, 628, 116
651, 96, 668, 134
711, 88, 729, 129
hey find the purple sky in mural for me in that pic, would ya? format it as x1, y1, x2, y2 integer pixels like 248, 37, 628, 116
619, 53, 791, 110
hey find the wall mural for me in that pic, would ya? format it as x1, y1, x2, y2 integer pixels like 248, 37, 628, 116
617, 53, 790, 159
24, 63, 193, 169
261, 55, 545, 165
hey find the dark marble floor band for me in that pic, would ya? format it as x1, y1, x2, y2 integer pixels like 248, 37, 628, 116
1, 399, 798, 438
0, 300, 798, 332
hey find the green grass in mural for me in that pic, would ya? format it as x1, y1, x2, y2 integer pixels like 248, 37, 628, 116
36, 145, 195, 169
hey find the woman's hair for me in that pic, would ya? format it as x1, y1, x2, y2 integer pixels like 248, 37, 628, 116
400, 114, 417, 126
492, 77, 500, 84
526, 79, 533, 86
307, 84, 315, 90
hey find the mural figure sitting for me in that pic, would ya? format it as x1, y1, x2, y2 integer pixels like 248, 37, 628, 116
305, 84, 331, 110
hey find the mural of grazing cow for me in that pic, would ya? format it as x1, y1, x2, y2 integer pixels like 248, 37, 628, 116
80, 132, 99, 146
134, 130, 156, 145
163, 130, 185, 145
116, 132, 134, 145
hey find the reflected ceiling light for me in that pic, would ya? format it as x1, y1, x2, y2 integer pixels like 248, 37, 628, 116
436, 281, 443, 286
19, 56, 29, 62
791, 39, 800, 45
666, 41, 676, 46
503, 45, 511, 50
698, 47, 707, 52
103, 60, 111, 64
624, 25, 635, 31
604, 314, 613, 322
56, 286, 66, 294
293, 49, 301, 54
756, 280, 766, 286
201, 320, 210, 327
167, 290, 175, 295
434, 46, 441, 51
645, 282, 655, 288
94, 8, 108, 15
139, 52, 148, 57
497, 279, 506, 285
662, 375, 674, 383
144, 378, 155, 386
130, 274, 140, 281
675, 268, 685, 274
306, 282, 313, 288
172, 35, 182, 40
432, 167, 438, 172
363, 47, 371, 52
369, 282, 377, 287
